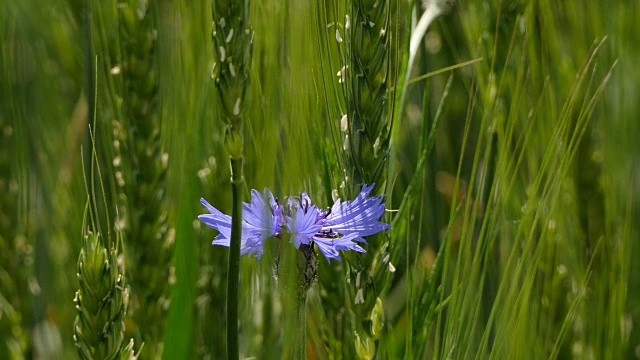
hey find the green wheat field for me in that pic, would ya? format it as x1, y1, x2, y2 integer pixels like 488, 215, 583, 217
1, 0, 639, 359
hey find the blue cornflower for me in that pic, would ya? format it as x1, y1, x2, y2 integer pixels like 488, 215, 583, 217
198, 188, 282, 259
198, 184, 389, 262
284, 193, 367, 262
320, 184, 391, 244
284, 193, 322, 250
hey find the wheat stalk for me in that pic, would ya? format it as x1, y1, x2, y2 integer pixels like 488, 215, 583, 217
115, 1, 172, 358
338, 0, 395, 356
210, 1, 253, 359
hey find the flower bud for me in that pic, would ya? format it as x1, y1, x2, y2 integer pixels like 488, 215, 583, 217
355, 332, 375, 360
370, 297, 384, 339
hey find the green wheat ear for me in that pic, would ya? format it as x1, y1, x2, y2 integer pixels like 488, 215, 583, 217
333, 0, 446, 354
338, 0, 395, 352
341, 0, 394, 194
74, 139, 139, 359
115, 0, 172, 357
211, 0, 253, 156
74, 229, 136, 360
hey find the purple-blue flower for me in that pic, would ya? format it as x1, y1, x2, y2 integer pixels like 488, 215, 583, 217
284, 193, 322, 250
198, 188, 282, 259
321, 184, 391, 243
198, 183, 389, 262
283, 193, 368, 262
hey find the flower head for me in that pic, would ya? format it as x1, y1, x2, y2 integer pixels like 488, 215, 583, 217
198, 184, 389, 263
198, 188, 281, 259
284, 193, 322, 249
321, 184, 391, 243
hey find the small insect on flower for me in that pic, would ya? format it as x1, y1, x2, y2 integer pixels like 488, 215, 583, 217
198, 184, 390, 262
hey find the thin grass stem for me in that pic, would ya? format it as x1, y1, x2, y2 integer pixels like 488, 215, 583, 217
227, 157, 244, 360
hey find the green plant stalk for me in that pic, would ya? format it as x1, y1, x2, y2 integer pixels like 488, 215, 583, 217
227, 156, 243, 360
292, 291, 307, 360
338, 1, 395, 355
116, 1, 171, 357
280, 241, 313, 360
260, 288, 272, 359
210, 0, 252, 355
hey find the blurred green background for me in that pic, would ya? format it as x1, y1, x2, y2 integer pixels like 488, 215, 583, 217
1, 0, 639, 358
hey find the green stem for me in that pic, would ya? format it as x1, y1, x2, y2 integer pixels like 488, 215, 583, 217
279, 238, 310, 359
291, 290, 307, 360
227, 156, 243, 360
285, 288, 307, 360
261, 276, 273, 360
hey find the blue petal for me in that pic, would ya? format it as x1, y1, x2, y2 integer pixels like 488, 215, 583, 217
312, 237, 342, 262
311, 233, 366, 262
286, 204, 322, 249
199, 188, 281, 259
321, 184, 390, 242
329, 233, 366, 253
